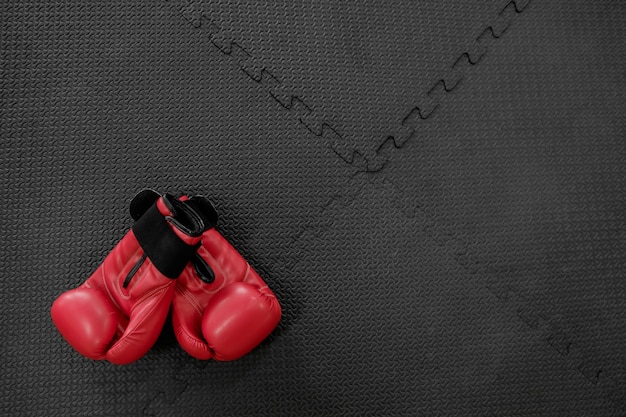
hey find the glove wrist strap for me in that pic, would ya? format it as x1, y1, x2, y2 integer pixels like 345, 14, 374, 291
132, 203, 198, 279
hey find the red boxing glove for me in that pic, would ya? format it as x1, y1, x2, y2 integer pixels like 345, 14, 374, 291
50, 190, 217, 364
173, 228, 282, 361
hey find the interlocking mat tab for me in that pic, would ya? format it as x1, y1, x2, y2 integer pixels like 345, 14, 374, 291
2, 0, 625, 415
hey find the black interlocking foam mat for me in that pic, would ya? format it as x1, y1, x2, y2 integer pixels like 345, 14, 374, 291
2, 0, 625, 415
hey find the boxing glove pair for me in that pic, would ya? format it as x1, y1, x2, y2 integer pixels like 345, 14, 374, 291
51, 190, 281, 365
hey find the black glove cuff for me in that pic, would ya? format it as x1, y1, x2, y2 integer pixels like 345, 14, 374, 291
132, 201, 199, 279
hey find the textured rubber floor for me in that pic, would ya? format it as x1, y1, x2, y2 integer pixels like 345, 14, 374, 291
2, 0, 625, 416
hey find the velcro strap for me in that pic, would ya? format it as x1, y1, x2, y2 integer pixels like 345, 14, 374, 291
185, 196, 218, 230
132, 203, 198, 279
129, 189, 160, 221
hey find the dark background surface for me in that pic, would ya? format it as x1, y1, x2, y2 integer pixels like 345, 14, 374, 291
2, 0, 625, 415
